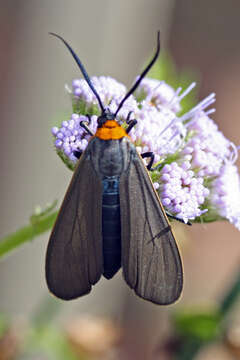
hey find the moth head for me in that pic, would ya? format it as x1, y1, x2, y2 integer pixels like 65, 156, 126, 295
97, 108, 116, 128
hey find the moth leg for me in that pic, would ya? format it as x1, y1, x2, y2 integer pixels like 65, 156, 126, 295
126, 111, 133, 124
73, 150, 82, 159
74, 116, 93, 159
126, 119, 137, 134
166, 212, 192, 226
125, 111, 138, 134
86, 114, 92, 126
80, 119, 94, 136
141, 151, 154, 171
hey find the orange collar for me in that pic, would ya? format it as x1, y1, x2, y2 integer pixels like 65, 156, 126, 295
95, 120, 128, 140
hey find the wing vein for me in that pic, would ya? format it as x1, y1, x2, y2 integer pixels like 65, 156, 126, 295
120, 140, 183, 304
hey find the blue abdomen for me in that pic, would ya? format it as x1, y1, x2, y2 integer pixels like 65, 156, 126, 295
102, 177, 121, 279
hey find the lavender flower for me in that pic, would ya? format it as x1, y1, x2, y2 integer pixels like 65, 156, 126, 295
72, 76, 126, 105
210, 163, 240, 230
132, 100, 186, 163
135, 78, 182, 112
159, 162, 209, 222
52, 75, 240, 229
52, 113, 98, 167
71, 76, 138, 120
135, 78, 197, 114
182, 111, 232, 177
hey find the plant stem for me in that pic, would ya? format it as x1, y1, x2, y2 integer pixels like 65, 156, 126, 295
175, 340, 202, 360
0, 211, 58, 259
219, 265, 240, 317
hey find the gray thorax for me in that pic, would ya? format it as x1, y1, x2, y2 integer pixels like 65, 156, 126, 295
87, 136, 136, 177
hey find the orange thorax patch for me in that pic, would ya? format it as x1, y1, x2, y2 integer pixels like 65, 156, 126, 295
95, 120, 127, 140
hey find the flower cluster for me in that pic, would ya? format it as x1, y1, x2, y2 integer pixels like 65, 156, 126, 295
71, 76, 138, 120
52, 114, 97, 166
52, 75, 240, 228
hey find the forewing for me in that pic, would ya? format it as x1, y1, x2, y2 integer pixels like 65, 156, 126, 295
120, 148, 183, 305
46, 147, 103, 300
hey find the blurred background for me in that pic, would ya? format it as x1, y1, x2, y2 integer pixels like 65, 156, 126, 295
0, 0, 240, 359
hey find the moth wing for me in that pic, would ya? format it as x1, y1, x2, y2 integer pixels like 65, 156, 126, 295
119, 147, 183, 305
46, 146, 103, 300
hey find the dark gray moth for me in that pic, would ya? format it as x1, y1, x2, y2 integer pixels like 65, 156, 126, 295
46, 32, 183, 305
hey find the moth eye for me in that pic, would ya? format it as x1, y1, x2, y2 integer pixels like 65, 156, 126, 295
97, 116, 105, 126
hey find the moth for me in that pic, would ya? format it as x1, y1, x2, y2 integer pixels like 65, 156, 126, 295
46, 32, 183, 305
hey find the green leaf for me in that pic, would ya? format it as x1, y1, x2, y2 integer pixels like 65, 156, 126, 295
173, 308, 221, 341
0, 203, 58, 259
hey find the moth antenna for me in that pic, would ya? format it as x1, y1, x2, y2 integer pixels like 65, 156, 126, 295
49, 32, 105, 113
115, 31, 160, 117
